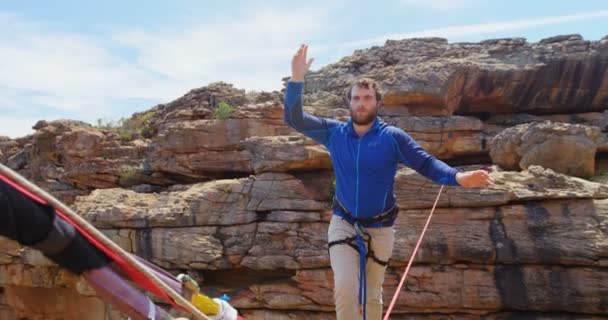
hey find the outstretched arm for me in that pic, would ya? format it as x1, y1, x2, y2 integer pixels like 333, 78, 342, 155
284, 44, 341, 145
391, 128, 494, 188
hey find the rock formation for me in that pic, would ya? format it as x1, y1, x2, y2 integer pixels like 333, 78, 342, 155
0, 34, 607, 319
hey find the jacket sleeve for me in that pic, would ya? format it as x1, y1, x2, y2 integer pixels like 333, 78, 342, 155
284, 81, 341, 146
389, 127, 460, 186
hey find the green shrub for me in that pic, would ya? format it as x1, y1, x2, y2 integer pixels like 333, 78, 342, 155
214, 101, 234, 120
119, 132, 134, 142
95, 111, 157, 141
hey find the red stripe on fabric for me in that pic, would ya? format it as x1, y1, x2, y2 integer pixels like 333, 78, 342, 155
0, 173, 180, 310
0, 174, 48, 205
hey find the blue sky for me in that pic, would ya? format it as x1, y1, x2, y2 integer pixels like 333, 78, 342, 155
1, 0, 607, 138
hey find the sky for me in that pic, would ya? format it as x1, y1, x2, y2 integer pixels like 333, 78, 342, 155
1, 0, 607, 138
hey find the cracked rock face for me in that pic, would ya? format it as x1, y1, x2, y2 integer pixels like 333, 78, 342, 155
490, 121, 605, 177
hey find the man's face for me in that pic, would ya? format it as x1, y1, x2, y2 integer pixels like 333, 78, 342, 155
349, 85, 379, 125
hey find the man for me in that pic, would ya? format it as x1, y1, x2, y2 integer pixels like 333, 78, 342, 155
284, 44, 494, 320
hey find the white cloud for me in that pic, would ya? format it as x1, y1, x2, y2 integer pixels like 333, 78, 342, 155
0, 14, 182, 114
334, 10, 608, 49
112, 6, 332, 88
0, 116, 40, 138
2, 4, 606, 139
399, 0, 480, 11
0, 6, 335, 138
0, 86, 23, 109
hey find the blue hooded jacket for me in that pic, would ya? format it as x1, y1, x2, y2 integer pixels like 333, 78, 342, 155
284, 81, 460, 221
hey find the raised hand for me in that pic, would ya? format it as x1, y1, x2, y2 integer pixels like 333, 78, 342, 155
291, 44, 314, 82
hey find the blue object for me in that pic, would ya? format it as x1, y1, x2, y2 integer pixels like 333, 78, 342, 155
284, 81, 462, 320
284, 81, 460, 222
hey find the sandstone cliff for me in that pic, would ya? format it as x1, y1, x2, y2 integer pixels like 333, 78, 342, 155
0, 34, 607, 319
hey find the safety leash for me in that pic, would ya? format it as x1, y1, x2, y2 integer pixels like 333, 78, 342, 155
382, 185, 444, 320
353, 222, 368, 319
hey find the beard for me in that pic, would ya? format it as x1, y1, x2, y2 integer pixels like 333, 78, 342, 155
351, 108, 377, 125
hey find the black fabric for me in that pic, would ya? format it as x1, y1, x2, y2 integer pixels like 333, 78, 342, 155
328, 235, 389, 267
46, 231, 111, 274
32, 214, 76, 255
332, 197, 399, 228
0, 179, 110, 274
0, 179, 53, 245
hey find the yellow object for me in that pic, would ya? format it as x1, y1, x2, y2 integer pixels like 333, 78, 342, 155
191, 293, 220, 315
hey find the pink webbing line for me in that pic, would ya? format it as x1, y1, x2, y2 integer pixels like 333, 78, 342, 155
382, 185, 444, 320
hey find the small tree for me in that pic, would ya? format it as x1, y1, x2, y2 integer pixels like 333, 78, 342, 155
214, 101, 234, 120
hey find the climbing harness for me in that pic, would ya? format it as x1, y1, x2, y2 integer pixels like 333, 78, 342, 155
329, 197, 399, 320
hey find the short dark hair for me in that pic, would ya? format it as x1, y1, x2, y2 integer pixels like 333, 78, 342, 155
345, 78, 382, 102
